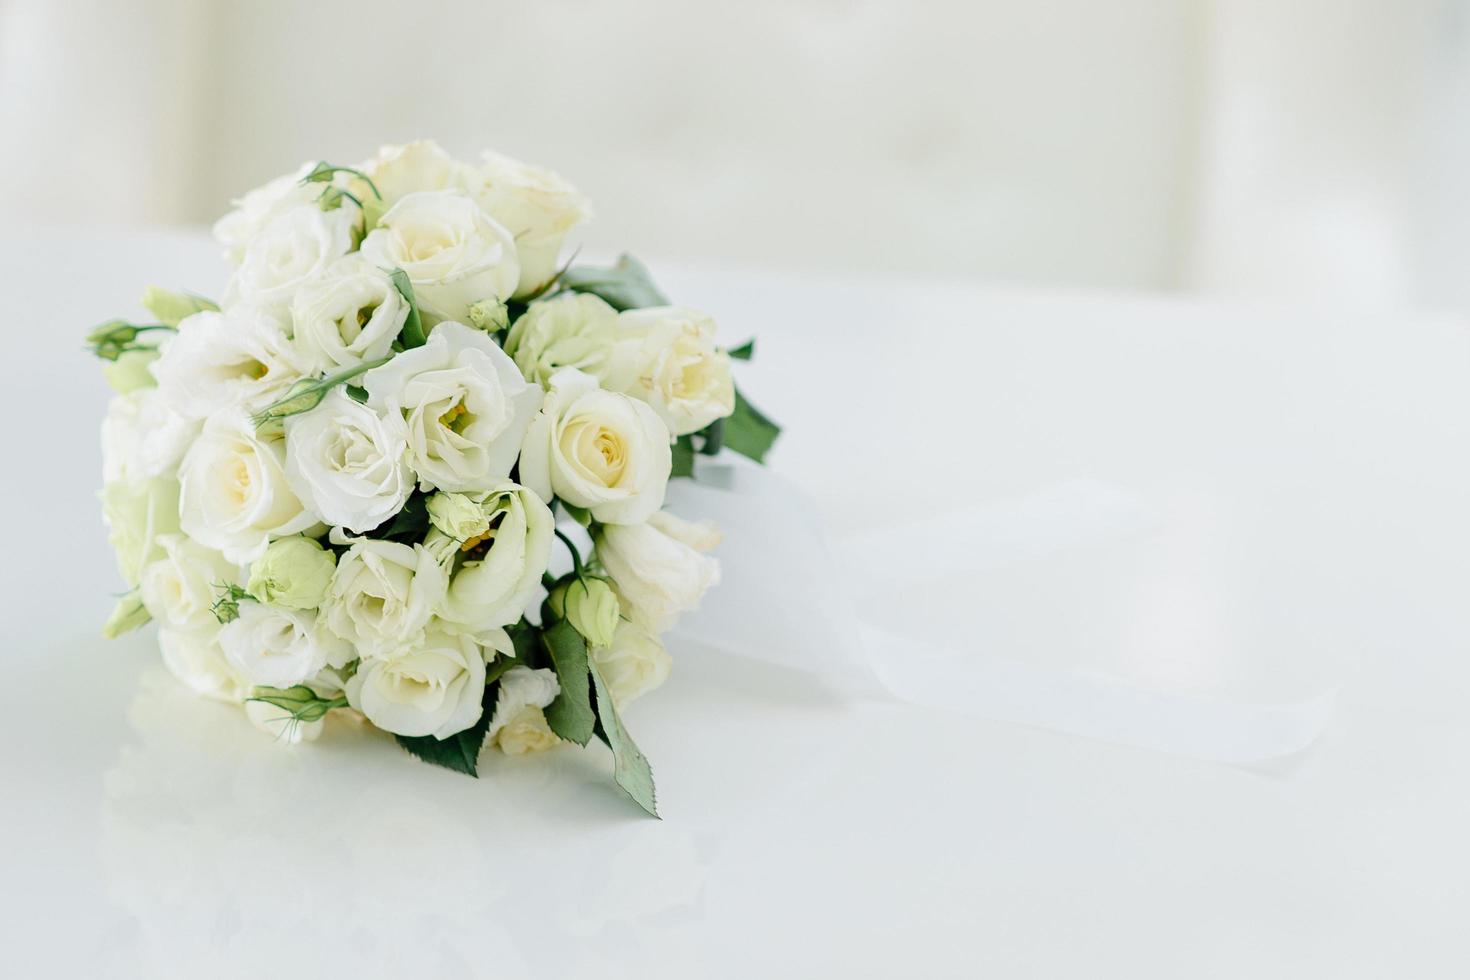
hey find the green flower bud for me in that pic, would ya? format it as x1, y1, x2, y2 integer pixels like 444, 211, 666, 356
140, 285, 218, 326
427, 491, 491, 542
102, 593, 151, 639
247, 537, 336, 610
102, 348, 160, 393
467, 298, 510, 333
554, 577, 620, 648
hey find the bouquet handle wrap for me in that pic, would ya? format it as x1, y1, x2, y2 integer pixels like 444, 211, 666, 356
665, 458, 1335, 765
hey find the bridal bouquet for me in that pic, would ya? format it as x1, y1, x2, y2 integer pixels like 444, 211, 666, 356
90, 141, 779, 816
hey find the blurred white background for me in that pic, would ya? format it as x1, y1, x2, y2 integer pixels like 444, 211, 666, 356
1, 0, 1467, 310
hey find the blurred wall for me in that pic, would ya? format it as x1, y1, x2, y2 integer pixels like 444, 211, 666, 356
0, 0, 1460, 308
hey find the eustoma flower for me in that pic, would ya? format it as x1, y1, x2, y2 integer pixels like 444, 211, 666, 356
151, 307, 311, 419
616, 306, 735, 436
596, 510, 722, 632
346, 624, 486, 738
363, 321, 541, 492
321, 537, 447, 658
290, 254, 410, 372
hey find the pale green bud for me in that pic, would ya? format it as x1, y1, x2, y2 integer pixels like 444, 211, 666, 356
553, 577, 620, 648
102, 592, 151, 638
140, 285, 218, 326
426, 491, 491, 542
247, 537, 336, 610
102, 348, 160, 393
467, 298, 510, 333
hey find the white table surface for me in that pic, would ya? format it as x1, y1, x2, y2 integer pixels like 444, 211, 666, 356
2, 226, 1468, 978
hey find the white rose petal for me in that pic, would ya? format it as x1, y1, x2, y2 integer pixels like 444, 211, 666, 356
290, 254, 410, 372
616, 306, 735, 436
597, 510, 721, 632
139, 534, 238, 633
362, 320, 541, 492
470, 150, 592, 298
178, 410, 316, 564
101, 477, 180, 587
590, 621, 672, 708
225, 204, 355, 310
101, 389, 199, 485
212, 162, 322, 263
284, 388, 413, 533
359, 190, 519, 323
151, 307, 311, 420
158, 627, 247, 703
518, 368, 672, 525
322, 538, 447, 658
355, 140, 466, 210
346, 624, 486, 739
219, 602, 349, 689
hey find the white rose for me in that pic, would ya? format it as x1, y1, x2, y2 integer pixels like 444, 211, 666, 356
284, 388, 413, 533
101, 389, 199, 484
322, 538, 448, 658
355, 140, 466, 210
178, 410, 316, 564
158, 627, 247, 703
139, 533, 238, 633
362, 320, 541, 492
290, 254, 410, 372
425, 482, 554, 636
471, 150, 592, 298
503, 292, 636, 389
596, 510, 721, 632
101, 477, 180, 587
151, 308, 310, 420
226, 203, 355, 310
487, 666, 561, 754
219, 601, 350, 689
359, 190, 519, 323
518, 369, 672, 524
590, 621, 672, 708
212, 162, 322, 263
346, 624, 486, 738
616, 306, 735, 436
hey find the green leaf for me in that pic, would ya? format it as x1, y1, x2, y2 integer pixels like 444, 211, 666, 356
727, 339, 755, 361
390, 269, 427, 348
722, 387, 781, 464
379, 492, 429, 542
541, 619, 595, 746
671, 434, 696, 478
395, 681, 497, 777
250, 355, 390, 426
102, 592, 150, 638
697, 417, 724, 456
140, 286, 218, 326
559, 254, 668, 311
590, 660, 659, 818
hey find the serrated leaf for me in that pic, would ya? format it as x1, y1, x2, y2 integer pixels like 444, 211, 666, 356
590, 660, 659, 818
395, 681, 497, 777
390, 269, 427, 348
727, 339, 755, 361
559, 254, 668, 311
541, 620, 595, 745
722, 387, 781, 464
671, 434, 696, 478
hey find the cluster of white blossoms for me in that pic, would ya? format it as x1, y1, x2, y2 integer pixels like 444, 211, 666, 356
93, 141, 778, 815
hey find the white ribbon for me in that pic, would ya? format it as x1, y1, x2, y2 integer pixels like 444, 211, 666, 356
665, 458, 1334, 765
